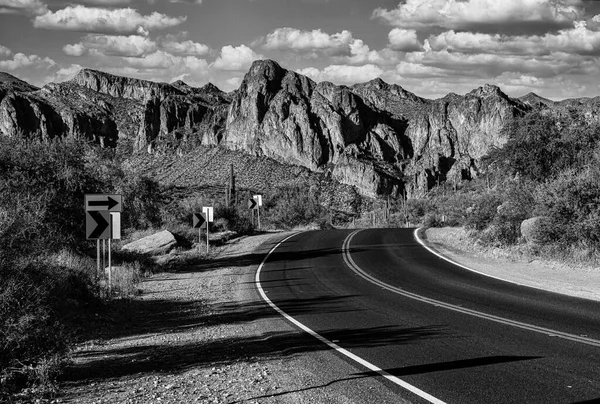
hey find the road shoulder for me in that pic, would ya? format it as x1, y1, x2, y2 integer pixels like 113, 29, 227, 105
420, 226, 600, 302
57, 231, 407, 404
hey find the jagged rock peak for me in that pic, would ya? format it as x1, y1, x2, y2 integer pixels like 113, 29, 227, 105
519, 92, 555, 107
72, 68, 181, 101
200, 82, 223, 93
0, 72, 38, 92
171, 79, 188, 86
243, 59, 287, 87
468, 83, 505, 98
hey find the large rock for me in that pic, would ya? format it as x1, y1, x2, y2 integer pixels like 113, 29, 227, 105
121, 230, 177, 255
521, 216, 553, 245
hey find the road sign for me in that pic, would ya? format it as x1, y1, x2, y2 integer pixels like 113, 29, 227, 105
253, 195, 262, 207
85, 194, 122, 212
193, 212, 207, 229
202, 206, 214, 222
248, 198, 257, 210
111, 212, 121, 239
86, 211, 111, 239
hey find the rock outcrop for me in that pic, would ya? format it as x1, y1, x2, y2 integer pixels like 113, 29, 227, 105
0, 73, 138, 146
72, 69, 181, 102
3, 60, 599, 198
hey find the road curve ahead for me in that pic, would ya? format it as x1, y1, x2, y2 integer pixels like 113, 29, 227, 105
257, 228, 600, 404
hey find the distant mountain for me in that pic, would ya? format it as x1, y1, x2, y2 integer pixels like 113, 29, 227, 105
0, 60, 596, 198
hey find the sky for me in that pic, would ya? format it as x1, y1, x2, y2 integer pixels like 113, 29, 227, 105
1, 0, 600, 100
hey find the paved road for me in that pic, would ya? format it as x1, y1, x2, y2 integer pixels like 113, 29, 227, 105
257, 228, 600, 404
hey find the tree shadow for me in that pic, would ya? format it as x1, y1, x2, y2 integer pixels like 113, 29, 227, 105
352, 355, 543, 378
63, 324, 447, 382
234, 355, 543, 403
179, 244, 366, 273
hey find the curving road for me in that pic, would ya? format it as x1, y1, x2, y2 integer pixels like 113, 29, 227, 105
257, 228, 600, 404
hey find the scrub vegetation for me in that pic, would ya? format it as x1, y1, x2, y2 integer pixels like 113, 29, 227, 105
410, 110, 600, 264
1, 109, 598, 400
0, 136, 331, 400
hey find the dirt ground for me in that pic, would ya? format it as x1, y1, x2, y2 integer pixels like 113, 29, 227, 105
53, 227, 598, 404
56, 231, 403, 404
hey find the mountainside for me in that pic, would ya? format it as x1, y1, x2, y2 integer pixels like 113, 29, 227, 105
1, 60, 596, 198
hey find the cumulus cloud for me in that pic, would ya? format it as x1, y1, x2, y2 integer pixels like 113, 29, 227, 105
161, 39, 210, 56
76, 0, 131, 5
0, 44, 11, 57
212, 45, 263, 71
297, 64, 383, 85
53, 64, 83, 82
63, 43, 86, 56
33, 6, 186, 34
261, 27, 386, 65
263, 27, 355, 54
406, 45, 579, 78
66, 35, 157, 57
388, 28, 422, 52
0, 52, 55, 70
0, 0, 47, 15
428, 21, 600, 56
224, 76, 242, 91
373, 0, 583, 29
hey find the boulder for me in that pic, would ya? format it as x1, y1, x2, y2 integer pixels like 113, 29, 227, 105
121, 230, 177, 255
521, 216, 553, 245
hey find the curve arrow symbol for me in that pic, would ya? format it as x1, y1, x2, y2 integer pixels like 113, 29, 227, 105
89, 211, 109, 238
89, 196, 118, 210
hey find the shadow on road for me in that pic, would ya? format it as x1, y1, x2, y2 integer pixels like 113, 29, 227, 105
63, 323, 446, 382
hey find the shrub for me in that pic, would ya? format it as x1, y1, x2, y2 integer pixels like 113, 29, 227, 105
265, 185, 328, 229
423, 212, 443, 227
465, 193, 502, 231
535, 164, 600, 247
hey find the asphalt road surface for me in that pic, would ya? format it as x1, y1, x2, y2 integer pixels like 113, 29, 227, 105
257, 228, 600, 404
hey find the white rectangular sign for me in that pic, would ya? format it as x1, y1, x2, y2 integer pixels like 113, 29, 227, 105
110, 212, 121, 239
253, 195, 263, 207
202, 206, 214, 222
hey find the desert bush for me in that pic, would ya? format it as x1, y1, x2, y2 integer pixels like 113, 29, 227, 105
423, 212, 443, 227
115, 169, 162, 230
534, 164, 600, 247
486, 110, 600, 182
465, 193, 502, 231
405, 198, 436, 225
264, 185, 328, 229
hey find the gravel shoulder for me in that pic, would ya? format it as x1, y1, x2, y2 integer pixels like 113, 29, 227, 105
57, 231, 405, 404
422, 226, 600, 302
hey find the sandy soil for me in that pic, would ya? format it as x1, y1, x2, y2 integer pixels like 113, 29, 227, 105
423, 227, 600, 302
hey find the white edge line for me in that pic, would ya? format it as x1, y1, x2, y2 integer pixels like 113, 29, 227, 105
344, 229, 600, 348
413, 227, 556, 292
255, 231, 447, 404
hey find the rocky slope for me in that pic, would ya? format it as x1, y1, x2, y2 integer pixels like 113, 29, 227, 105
2, 60, 596, 198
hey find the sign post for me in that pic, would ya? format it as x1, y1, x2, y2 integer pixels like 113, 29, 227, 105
202, 207, 214, 254
193, 212, 208, 253
85, 194, 122, 293
252, 195, 262, 230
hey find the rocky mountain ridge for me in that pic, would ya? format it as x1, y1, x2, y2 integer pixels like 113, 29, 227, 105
1, 60, 596, 198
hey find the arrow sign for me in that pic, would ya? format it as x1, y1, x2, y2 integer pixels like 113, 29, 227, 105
193, 212, 207, 229
85, 194, 122, 212
86, 211, 111, 239
248, 198, 257, 210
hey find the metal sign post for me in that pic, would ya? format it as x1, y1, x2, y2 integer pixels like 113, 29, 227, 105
85, 194, 122, 293
202, 207, 214, 254
193, 212, 208, 253
252, 195, 262, 230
